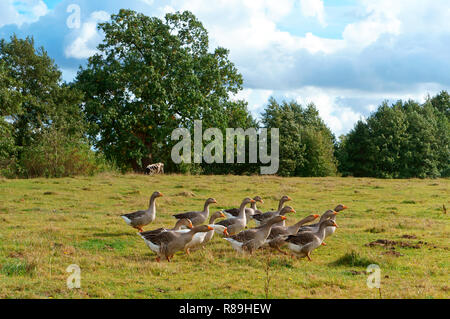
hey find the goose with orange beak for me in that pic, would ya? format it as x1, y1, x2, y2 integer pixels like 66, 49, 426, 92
223, 195, 264, 219
139, 218, 193, 237
265, 214, 320, 255
251, 195, 292, 226
121, 191, 163, 232
172, 198, 217, 226
224, 215, 287, 254
139, 225, 214, 262
178, 211, 228, 252
286, 219, 339, 261
216, 197, 256, 235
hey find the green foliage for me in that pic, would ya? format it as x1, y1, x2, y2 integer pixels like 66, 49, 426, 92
19, 127, 103, 178
0, 35, 94, 178
261, 98, 337, 176
331, 251, 376, 268
76, 9, 248, 172
338, 92, 450, 178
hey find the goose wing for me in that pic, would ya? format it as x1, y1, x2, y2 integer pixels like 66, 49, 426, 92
285, 232, 317, 245
122, 210, 146, 220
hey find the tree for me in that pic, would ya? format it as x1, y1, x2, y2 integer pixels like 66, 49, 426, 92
337, 92, 450, 178
76, 10, 246, 172
0, 35, 90, 177
0, 35, 84, 148
261, 98, 337, 177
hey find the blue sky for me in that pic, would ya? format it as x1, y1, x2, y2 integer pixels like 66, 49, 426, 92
1, 0, 449, 136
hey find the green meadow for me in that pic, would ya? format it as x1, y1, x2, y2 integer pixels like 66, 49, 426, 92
0, 174, 448, 299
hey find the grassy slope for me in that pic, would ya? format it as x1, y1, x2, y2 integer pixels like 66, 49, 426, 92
0, 174, 448, 299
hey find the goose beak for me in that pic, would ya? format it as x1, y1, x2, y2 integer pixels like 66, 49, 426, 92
333, 211, 338, 215
188, 223, 193, 229
342, 205, 348, 209
281, 216, 287, 220
313, 214, 320, 219
250, 199, 256, 203
290, 208, 296, 213
333, 222, 339, 228
207, 226, 214, 231
259, 199, 264, 203
212, 199, 217, 203
158, 193, 164, 197
220, 212, 226, 218
287, 196, 292, 201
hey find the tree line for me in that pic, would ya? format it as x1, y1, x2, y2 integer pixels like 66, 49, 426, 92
0, 9, 448, 178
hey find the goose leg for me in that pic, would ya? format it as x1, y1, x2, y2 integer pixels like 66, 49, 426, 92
306, 252, 312, 261
137, 226, 144, 233
276, 246, 288, 255
156, 256, 161, 262
185, 248, 191, 255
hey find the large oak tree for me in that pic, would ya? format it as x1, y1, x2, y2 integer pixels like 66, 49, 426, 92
76, 10, 245, 171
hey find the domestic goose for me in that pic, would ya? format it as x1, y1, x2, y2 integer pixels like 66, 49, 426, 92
180, 211, 229, 253
223, 196, 264, 219
139, 218, 193, 237
224, 215, 287, 254
172, 198, 217, 226
139, 225, 213, 262
251, 195, 292, 226
265, 214, 319, 254
121, 191, 163, 232
216, 197, 255, 235
285, 219, 338, 261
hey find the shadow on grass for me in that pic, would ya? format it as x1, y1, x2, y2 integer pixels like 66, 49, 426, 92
93, 232, 135, 238
329, 251, 377, 268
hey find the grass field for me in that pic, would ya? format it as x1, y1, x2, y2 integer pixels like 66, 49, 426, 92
0, 173, 448, 299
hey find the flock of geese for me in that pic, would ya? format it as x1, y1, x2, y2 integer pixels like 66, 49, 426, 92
121, 191, 347, 262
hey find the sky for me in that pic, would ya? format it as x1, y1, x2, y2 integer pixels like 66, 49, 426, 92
1, 0, 449, 136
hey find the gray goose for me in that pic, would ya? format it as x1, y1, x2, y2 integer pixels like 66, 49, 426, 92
216, 197, 255, 235
251, 195, 292, 226
172, 198, 217, 226
139, 225, 213, 262
285, 219, 338, 261
266, 206, 296, 227
139, 218, 193, 237
223, 196, 264, 219
202, 211, 228, 245
180, 211, 229, 253
298, 204, 347, 243
121, 191, 163, 232
265, 214, 319, 254
224, 215, 287, 254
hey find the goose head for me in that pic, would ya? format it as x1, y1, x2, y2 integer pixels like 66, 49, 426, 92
193, 225, 215, 233
253, 196, 264, 204
242, 197, 256, 205
321, 219, 338, 228
280, 195, 292, 203
279, 206, 296, 216
268, 215, 287, 225
176, 218, 193, 229
205, 198, 217, 206
152, 191, 163, 198
334, 204, 348, 212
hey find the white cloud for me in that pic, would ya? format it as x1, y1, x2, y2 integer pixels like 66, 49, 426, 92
64, 11, 110, 59
0, 0, 48, 27
300, 0, 326, 27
